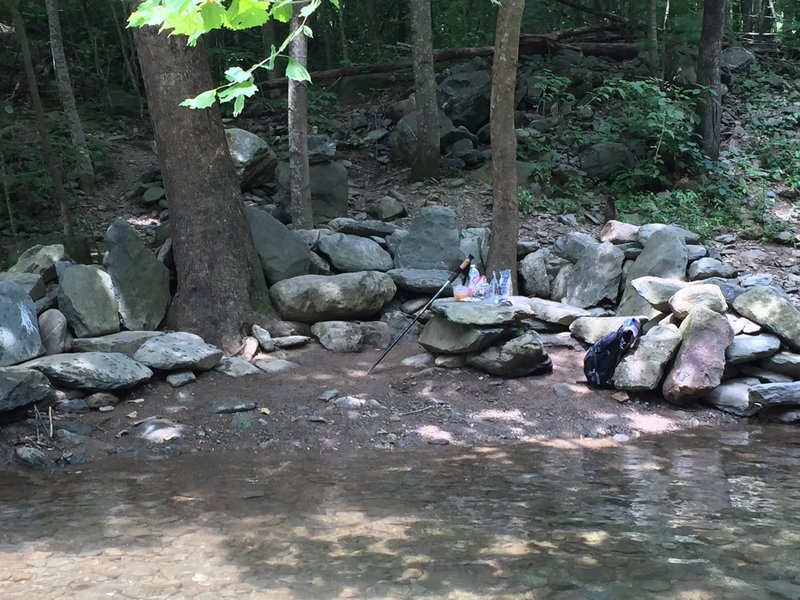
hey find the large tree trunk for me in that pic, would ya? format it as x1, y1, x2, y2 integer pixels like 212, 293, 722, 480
132, 14, 271, 352
409, 0, 439, 180
697, 0, 727, 162
45, 0, 95, 195
11, 4, 74, 237
486, 0, 524, 282
288, 3, 313, 227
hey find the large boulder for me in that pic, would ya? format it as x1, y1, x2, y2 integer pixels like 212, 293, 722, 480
224, 127, 278, 189
662, 306, 734, 404
245, 205, 311, 284
438, 68, 492, 132
614, 324, 682, 392
732, 286, 800, 352
518, 248, 551, 298
0, 368, 51, 413
419, 318, 517, 354
21, 352, 153, 390
761, 352, 800, 379
327, 217, 399, 238
317, 233, 394, 272
466, 332, 552, 378
394, 206, 460, 270
562, 241, 624, 308
0, 281, 45, 366
578, 142, 636, 180
105, 220, 170, 331
133, 332, 223, 371
668, 284, 727, 320
57, 264, 120, 338
278, 162, 349, 224
269, 271, 396, 322
0, 272, 45, 300
8, 243, 66, 282
702, 378, 761, 416
386, 269, 453, 295
311, 321, 364, 353
749, 383, 800, 407
517, 297, 590, 326
390, 110, 462, 164
725, 333, 782, 365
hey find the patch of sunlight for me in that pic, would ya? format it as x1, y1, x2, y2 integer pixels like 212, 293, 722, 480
471, 408, 527, 423
413, 425, 455, 444
528, 538, 559, 551
578, 530, 609, 546
480, 534, 529, 557
126, 216, 160, 228
402, 553, 434, 566
538, 437, 620, 450
626, 412, 679, 433
592, 411, 618, 421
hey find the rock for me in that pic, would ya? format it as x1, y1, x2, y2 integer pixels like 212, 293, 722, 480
438, 69, 492, 131
304, 161, 349, 224
386, 269, 453, 295
419, 318, 517, 354
0, 282, 45, 366
686, 244, 708, 261
22, 352, 153, 390
269, 271, 396, 322
311, 321, 365, 353
725, 334, 782, 364
84, 392, 120, 409
307, 133, 336, 163
569, 315, 650, 345
749, 383, 800, 407
662, 306, 734, 404
435, 354, 467, 368
57, 264, 120, 338
761, 352, 800, 379
428, 298, 531, 326
739, 365, 793, 384
251, 324, 275, 352
578, 142, 636, 180
0, 272, 45, 300
401, 353, 434, 368
245, 205, 311, 285
309, 251, 332, 275
702, 378, 761, 416
552, 232, 598, 262
366, 196, 406, 220
15, 446, 55, 471
720, 47, 755, 70
70, 331, 163, 357
393, 206, 460, 270
9, 244, 65, 282
466, 332, 552, 378
518, 297, 590, 326
138, 418, 184, 443
669, 284, 728, 320
518, 248, 551, 298
166, 371, 196, 387
37, 309, 69, 355
688, 257, 737, 280
391, 110, 461, 164
631, 277, 690, 311
361, 321, 393, 348
614, 324, 682, 391
637, 224, 700, 245
213, 357, 262, 377
317, 233, 393, 272
224, 127, 278, 189
599, 220, 639, 243
105, 220, 170, 331
562, 241, 624, 308
272, 335, 312, 348
733, 286, 800, 352
727, 314, 762, 335
0, 368, 51, 412
326, 217, 399, 238
617, 227, 688, 317
254, 359, 299, 374
141, 186, 165, 205
133, 332, 223, 371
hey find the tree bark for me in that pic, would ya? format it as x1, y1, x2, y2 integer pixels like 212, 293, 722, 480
336, 0, 349, 63
288, 3, 313, 228
647, 0, 659, 75
260, 19, 281, 98
364, 0, 382, 53
409, 0, 439, 180
486, 0, 524, 282
697, 0, 727, 162
45, 0, 95, 195
132, 11, 271, 352
11, 4, 74, 237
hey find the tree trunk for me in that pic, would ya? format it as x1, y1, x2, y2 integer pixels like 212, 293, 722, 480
486, 0, 524, 282
110, 0, 144, 116
697, 0, 727, 162
132, 11, 271, 352
647, 0, 659, 75
45, 0, 95, 195
288, 3, 313, 228
409, 0, 439, 180
364, 0, 382, 53
11, 4, 74, 237
260, 19, 281, 98
336, 0, 349, 63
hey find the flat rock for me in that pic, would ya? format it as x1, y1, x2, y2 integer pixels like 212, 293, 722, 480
327, 217, 399, 237
133, 332, 223, 371
419, 317, 518, 354
428, 298, 531, 326
599, 220, 639, 244
726, 334, 782, 365
749, 383, 800, 407
21, 352, 153, 390
311, 321, 365, 353
761, 352, 800, 379
213, 357, 262, 377
9, 244, 65, 282
637, 223, 700, 245
631, 277, 690, 312
386, 269, 454, 294
0, 368, 51, 412
702, 378, 761, 416
273, 335, 312, 349
518, 297, 590, 326
0, 272, 45, 300
466, 332, 552, 378
733, 286, 800, 352
669, 284, 728, 320
254, 359, 299, 374
166, 371, 196, 387
70, 331, 164, 357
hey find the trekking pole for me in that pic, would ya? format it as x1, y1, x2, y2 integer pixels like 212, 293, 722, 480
366, 255, 473, 375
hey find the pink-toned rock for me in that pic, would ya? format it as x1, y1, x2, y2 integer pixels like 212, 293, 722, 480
599, 219, 639, 244
38, 309, 69, 355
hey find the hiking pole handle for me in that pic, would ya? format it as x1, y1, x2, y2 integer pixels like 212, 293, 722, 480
448, 255, 474, 283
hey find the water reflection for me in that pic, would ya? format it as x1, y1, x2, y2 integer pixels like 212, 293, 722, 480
1, 426, 799, 599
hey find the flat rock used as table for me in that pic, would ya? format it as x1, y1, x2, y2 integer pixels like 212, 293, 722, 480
429, 298, 531, 326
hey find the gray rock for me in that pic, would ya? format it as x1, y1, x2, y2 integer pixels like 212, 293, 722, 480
213, 356, 262, 377
105, 220, 170, 330
394, 206, 460, 270
401, 353, 434, 368
599, 220, 640, 243
761, 352, 800, 379
386, 269, 453, 294
166, 371, 196, 387
518, 297, 590, 326
15, 446, 55, 471
84, 392, 120, 409
254, 359, 299, 374
245, 205, 311, 285
22, 352, 153, 390
720, 47, 755, 70
662, 306, 734, 404
0, 281, 45, 366
317, 233, 393, 272
38, 309, 69, 355
466, 332, 552, 378
669, 284, 728, 320
327, 217, 399, 237
740, 274, 773, 288
733, 286, 800, 352
57, 264, 120, 338
138, 418, 184, 443
0, 368, 51, 412
562, 241, 624, 308
428, 298, 532, 326
749, 383, 800, 407
141, 186, 165, 205
272, 335, 312, 348
361, 321, 393, 348
366, 196, 406, 220
631, 277, 690, 311
578, 142, 636, 180
570, 315, 650, 345
0, 271, 45, 300
637, 223, 700, 245
251, 324, 275, 352
391, 110, 462, 163
309, 251, 332, 275
726, 334, 782, 364
311, 321, 365, 353
461, 227, 491, 273
9, 244, 65, 282
686, 244, 708, 261
224, 127, 277, 189
688, 257, 737, 280
614, 324, 682, 392
702, 378, 761, 416
518, 248, 551, 298
419, 317, 517, 354
34, 284, 59, 314
70, 331, 163, 357
307, 161, 349, 224
727, 314, 762, 335
269, 272, 396, 322
438, 70, 492, 131
739, 365, 793, 384
133, 332, 223, 371
307, 133, 336, 163
552, 232, 597, 262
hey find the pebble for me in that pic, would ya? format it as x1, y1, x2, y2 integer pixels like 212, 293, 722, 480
212, 401, 256, 414
612, 433, 630, 443
166, 371, 196, 387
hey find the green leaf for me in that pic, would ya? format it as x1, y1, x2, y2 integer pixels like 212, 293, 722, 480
328, 0, 340, 7
218, 81, 258, 103
180, 89, 217, 110
285, 57, 311, 82
302, 25, 313, 38
271, 0, 293, 22
200, 2, 226, 31
300, 0, 321, 18
234, 95, 245, 117
224, 66, 251, 83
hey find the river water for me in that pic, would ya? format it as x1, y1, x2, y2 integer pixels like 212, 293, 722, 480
1, 426, 799, 600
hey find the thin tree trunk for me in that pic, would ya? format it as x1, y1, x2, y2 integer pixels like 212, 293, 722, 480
697, 0, 727, 162
11, 4, 74, 237
364, 0, 382, 53
288, 3, 313, 227
260, 19, 281, 98
45, 0, 95, 195
336, 0, 349, 63
409, 0, 439, 180
110, 0, 144, 115
486, 0, 524, 281
647, 0, 659, 75
132, 9, 272, 351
